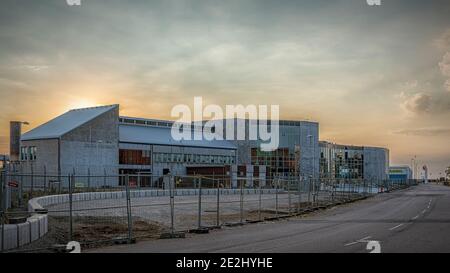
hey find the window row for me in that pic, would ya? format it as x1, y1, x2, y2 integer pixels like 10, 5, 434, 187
21, 146, 37, 161
154, 153, 235, 165
119, 149, 151, 165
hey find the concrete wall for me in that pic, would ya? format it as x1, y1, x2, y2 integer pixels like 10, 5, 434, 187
19, 138, 59, 175
296, 121, 320, 180
18, 138, 59, 189
363, 147, 389, 180
0, 199, 48, 251
18, 106, 120, 187
60, 106, 119, 186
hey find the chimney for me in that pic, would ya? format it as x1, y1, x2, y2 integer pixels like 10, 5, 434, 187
9, 121, 22, 162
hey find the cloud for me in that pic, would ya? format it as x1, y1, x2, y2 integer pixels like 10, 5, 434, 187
439, 52, 450, 77
21, 65, 50, 72
400, 90, 450, 115
393, 127, 450, 136
439, 52, 450, 92
400, 29, 450, 115
434, 28, 450, 50
401, 92, 432, 114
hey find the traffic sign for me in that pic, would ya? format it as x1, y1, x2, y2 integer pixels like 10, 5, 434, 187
8, 181, 19, 188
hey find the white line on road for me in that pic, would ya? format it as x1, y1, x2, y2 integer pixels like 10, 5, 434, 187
389, 223, 404, 230
422, 209, 427, 214
344, 236, 371, 246
412, 215, 419, 220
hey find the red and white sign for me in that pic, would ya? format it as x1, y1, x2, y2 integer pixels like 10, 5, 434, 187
8, 181, 19, 188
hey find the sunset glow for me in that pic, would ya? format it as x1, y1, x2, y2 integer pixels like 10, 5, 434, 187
1, 0, 449, 178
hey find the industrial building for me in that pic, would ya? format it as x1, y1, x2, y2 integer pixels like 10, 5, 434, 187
389, 166, 413, 182
16, 104, 320, 188
13, 104, 391, 188
319, 141, 389, 180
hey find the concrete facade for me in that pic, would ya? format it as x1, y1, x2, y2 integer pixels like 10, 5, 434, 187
19, 105, 119, 187
363, 147, 390, 180
59, 106, 119, 186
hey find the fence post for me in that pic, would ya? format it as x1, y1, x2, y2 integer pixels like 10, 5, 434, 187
275, 178, 279, 218
43, 165, 47, 193
1, 170, 5, 252
288, 179, 292, 216
19, 169, 23, 207
197, 176, 202, 229
58, 171, 61, 194
346, 179, 350, 200
30, 164, 34, 200
103, 168, 107, 188
0, 170, 4, 214
87, 168, 91, 189
297, 177, 301, 213
330, 179, 334, 204
0, 212, 3, 252
125, 174, 133, 243
68, 174, 73, 242
259, 178, 262, 221
240, 179, 244, 224
170, 175, 175, 235
215, 173, 220, 227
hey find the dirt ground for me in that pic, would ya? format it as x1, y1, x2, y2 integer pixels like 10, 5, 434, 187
11, 216, 165, 253
9, 194, 360, 253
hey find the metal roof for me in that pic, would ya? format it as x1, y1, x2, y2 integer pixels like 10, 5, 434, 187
119, 124, 237, 149
21, 105, 118, 141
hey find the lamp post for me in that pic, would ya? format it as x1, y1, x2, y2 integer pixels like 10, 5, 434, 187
411, 156, 418, 180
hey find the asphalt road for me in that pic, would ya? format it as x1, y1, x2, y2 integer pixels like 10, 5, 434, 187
94, 183, 450, 253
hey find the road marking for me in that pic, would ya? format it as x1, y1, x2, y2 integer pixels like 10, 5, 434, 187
344, 236, 371, 246
422, 209, 427, 214
389, 223, 404, 230
412, 215, 419, 220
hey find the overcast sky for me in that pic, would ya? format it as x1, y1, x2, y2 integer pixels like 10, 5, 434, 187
1, 0, 449, 177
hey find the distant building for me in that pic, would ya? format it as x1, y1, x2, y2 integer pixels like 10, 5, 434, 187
16, 104, 390, 188
319, 141, 389, 180
389, 166, 412, 182
217, 119, 319, 180
17, 105, 319, 188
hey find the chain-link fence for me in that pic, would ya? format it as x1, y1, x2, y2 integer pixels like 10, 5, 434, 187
0, 172, 419, 252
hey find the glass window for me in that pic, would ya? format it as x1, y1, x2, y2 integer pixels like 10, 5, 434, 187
119, 149, 151, 165
20, 146, 27, 161
30, 146, 37, 160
